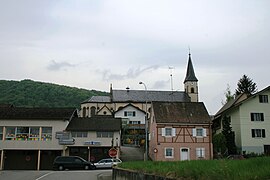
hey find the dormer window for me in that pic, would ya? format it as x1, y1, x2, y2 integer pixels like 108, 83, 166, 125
124, 111, 136, 117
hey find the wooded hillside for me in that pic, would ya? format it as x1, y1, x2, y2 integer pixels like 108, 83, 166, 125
0, 79, 109, 108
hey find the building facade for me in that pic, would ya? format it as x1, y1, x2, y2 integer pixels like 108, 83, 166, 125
64, 116, 122, 162
149, 102, 212, 161
0, 106, 77, 170
213, 86, 270, 155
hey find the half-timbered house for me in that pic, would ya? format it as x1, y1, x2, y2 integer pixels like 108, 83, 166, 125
149, 102, 213, 161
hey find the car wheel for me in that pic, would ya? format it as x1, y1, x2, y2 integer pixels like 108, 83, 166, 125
90, 165, 96, 170
58, 165, 64, 171
84, 165, 89, 170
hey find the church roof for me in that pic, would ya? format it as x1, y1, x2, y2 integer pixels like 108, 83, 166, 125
112, 89, 190, 102
184, 53, 198, 83
82, 96, 111, 103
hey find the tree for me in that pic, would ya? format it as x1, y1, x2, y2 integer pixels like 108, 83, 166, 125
235, 74, 257, 96
222, 84, 234, 105
213, 133, 227, 156
222, 116, 237, 155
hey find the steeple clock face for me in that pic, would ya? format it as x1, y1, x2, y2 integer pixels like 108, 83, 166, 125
191, 82, 194, 85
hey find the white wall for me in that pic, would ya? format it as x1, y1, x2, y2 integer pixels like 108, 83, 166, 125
0, 119, 69, 150
115, 105, 146, 124
239, 91, 270, 154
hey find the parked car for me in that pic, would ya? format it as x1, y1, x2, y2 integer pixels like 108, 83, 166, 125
53, 156, 96, 170
94, 158, 122, 169
227, 154, 245, 160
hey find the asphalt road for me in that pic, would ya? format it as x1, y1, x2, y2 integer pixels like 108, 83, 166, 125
0, 169, 112, 180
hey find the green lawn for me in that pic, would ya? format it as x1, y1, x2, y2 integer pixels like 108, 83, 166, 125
117, 157, 270, 180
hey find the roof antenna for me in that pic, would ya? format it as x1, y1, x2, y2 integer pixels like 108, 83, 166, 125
169, 66, 174, 91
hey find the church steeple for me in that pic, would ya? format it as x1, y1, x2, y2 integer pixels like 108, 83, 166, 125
184, 52, 198, 83
184, 51, 199, 102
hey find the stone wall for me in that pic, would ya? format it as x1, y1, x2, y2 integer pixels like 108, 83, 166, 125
113, 167, 176, 180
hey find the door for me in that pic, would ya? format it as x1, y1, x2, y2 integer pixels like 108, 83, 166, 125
180, 148, 189, 161
264, 145, 270, 156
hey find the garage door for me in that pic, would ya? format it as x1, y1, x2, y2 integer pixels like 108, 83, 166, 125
4, 150, 38, 170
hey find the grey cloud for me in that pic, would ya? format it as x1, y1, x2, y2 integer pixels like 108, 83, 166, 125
100, 65, 159, 81
152, 80, 169, 89
47, 60, 76, 71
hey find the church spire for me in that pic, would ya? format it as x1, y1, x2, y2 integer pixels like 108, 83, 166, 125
184, 50, 199, 102
184, 52, 198, 83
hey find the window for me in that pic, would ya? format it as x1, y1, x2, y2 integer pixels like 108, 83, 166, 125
161, 128, 176, 137
4, 126, 49, 141
5, 127, 16, 140
97, 131, 113, 138
41, 127, 52, 141
82, 107, 86, 117
129, 121, 141, 124
196, 148, 205, 159
191, 87, 195, 93
71, 131, 88, 138
251, 129, 265, 138
29, 127, 40, 140
124, 111, 136, 117
16, 127, 29, 140
251, 113, 264, 121
0, 127, 3, 140
259, 95, 268, 103
165, 148, 174, 158
193, 128, 206, 137
165, 128, 172, 136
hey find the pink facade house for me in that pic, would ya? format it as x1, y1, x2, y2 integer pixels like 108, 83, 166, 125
149, 102, 213, 161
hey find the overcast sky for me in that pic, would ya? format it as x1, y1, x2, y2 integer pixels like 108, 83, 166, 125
1, 0, 269, 114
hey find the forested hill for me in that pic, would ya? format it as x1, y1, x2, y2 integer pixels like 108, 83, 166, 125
0, 79, 109, 108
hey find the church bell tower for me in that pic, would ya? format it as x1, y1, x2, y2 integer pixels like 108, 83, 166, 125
184, 52, 198, 102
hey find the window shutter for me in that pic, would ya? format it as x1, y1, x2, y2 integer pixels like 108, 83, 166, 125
192, 128, 196, 137
261, 113, 264, 121
172, 128, 176, 136
251, 113, 254, 121
262, 129, 266, 138
202, 148, 205, 157
251, 129, 255, 137
203, 129, 207, 137
162, 128, 165, 136
196, 148, 200, 157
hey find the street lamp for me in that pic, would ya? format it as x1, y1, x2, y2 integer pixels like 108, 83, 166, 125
139, 81, 148, 161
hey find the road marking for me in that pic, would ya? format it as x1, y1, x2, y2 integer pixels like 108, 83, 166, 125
35, 172, 54, 180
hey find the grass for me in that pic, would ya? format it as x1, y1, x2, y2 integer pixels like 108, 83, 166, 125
117, 157, 270, 179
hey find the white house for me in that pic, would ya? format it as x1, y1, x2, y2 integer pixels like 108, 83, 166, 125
0, 106, 77, 170
213, 86, 270, 155
65, 116, 122, 162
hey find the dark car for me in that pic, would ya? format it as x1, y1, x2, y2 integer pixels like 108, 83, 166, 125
53, 156, 96, 170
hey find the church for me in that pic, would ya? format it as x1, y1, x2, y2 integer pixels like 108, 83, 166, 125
80, 52, 213, 160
